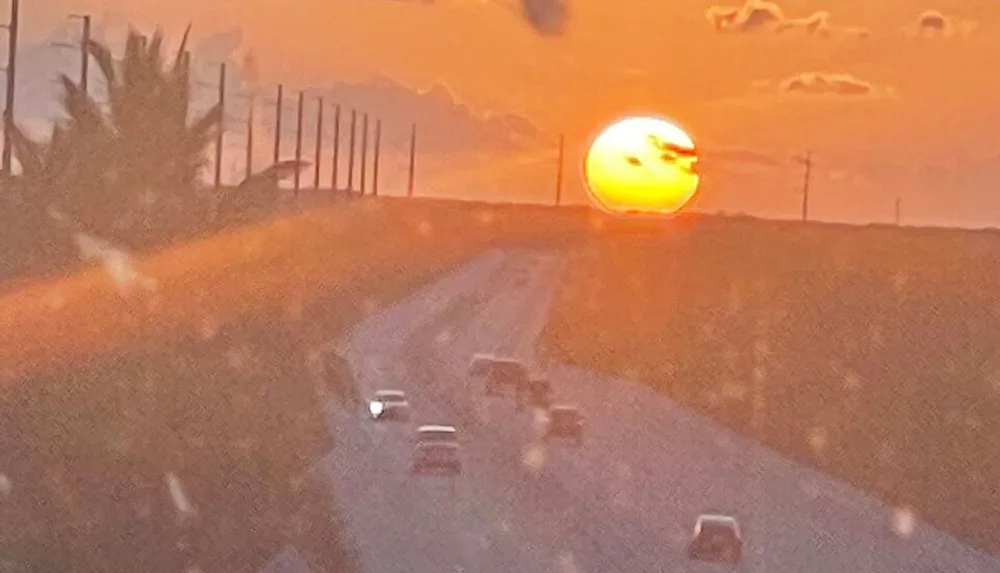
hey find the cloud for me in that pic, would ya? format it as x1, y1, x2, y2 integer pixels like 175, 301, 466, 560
777, 72, 891, 98
705, 0, 871, 39
362, 0, 568, 36
905, 10, 978, 37
300, 78, 546, 153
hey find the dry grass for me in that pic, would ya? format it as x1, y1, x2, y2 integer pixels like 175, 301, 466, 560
543, 213, 1000, 555
0, 197, 589, 573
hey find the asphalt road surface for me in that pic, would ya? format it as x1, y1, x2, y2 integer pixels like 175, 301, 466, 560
315, 248, 1000, 573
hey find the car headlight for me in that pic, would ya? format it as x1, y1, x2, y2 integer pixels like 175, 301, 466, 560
369, 401, 384, 417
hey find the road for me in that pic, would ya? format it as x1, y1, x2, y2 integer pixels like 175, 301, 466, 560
314, 248, 1000, 573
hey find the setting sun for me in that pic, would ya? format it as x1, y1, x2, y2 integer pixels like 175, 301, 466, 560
583, 116, 700, 215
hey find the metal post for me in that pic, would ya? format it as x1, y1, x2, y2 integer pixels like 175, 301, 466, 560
372, 118, 381, 197
214, 63, 225, 189
555, 133, 564, 206
245, 94, 254, 180
273, 84, 283, 165
347, 109, 356, 192
294, 90, 304, 194
2, 0, 20, 176
360, 112, 368, 194
313, 97, 323, 189
331, 104, 340, 190
407, 123, 416, 198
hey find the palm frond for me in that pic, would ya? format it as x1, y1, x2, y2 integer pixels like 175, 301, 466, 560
58, 75, 108, 135
8, 123, 46, 178
171, 24, 193, 76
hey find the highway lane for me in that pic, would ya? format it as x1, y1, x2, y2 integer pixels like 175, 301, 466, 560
325, 248, 1000, 573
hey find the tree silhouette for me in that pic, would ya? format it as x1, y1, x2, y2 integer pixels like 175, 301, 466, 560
8, 26, 221, 247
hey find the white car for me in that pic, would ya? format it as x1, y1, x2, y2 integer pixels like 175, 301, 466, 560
687, 514, 744, 565
415, 424, 458, 446
411, 442, 461, 475
368, 390, 411, 422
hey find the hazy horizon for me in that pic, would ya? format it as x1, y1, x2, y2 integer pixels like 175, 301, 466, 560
8, 0, 1000, 228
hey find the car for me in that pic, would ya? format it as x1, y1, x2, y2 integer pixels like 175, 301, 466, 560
468, 353, 497, 378
485, 358, 529, 397
415, 424, 458, 446
686, 514, 744, 565
411, 442, 462, 475
528, 376, 552, 408
544, 405, 583, 445
368, 390, 411, 422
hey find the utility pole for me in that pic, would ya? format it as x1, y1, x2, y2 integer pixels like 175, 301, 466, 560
245, 93, 254, 180
2, 0, 20, 176
360, 112, 369, 194
555, 133, 565, 206
894, 197, 901, 226
294, 90, 304, 194
70, 14, 90, 94
214, 63, 226, 189
273, 84, 283, 165
330, 104, 340, 190
800, 150, 812, 222
372, 118, 381, 197
347, 108, 356, 192
313, 97, 323, 190
407, 123, 416, 198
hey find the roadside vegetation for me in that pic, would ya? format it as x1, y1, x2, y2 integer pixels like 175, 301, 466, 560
0, 21, 590, 572
542, 214, 1000, 555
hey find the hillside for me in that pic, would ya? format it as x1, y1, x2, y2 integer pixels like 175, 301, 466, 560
542, 212, 1000, 555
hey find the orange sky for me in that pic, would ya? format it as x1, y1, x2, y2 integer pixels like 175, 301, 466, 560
22, 0, 1000, 225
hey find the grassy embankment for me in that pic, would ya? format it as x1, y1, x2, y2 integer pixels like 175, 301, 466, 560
543, 213, 1000, 555
0, 196, 590, 573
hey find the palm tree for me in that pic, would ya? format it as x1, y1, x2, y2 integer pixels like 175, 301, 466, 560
9, 26, 222, 246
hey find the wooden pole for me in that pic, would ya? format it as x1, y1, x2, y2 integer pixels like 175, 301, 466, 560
245, 94, 254, 180
313, 97, 323, 189
214, 63, 226, 188
555, 133, 564, 206
294, 90, 304, 194
79, 15, 90, 95
347, 109, 356, 192
407, 123, 416, 198
801, 150, 812, 222
372, 118, 381, 197
2, 0, 20, 175
360, 112, 369, 194
273, 84, 283, 165
331, 104, 340, 190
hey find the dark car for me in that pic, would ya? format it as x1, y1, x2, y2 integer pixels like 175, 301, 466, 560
467, 353, 497, 379
411, 442, 462, 476
544, 405, 583, 445
528, 376, 552, 408
687, 514, 744, 565
485, 358, 529, 397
